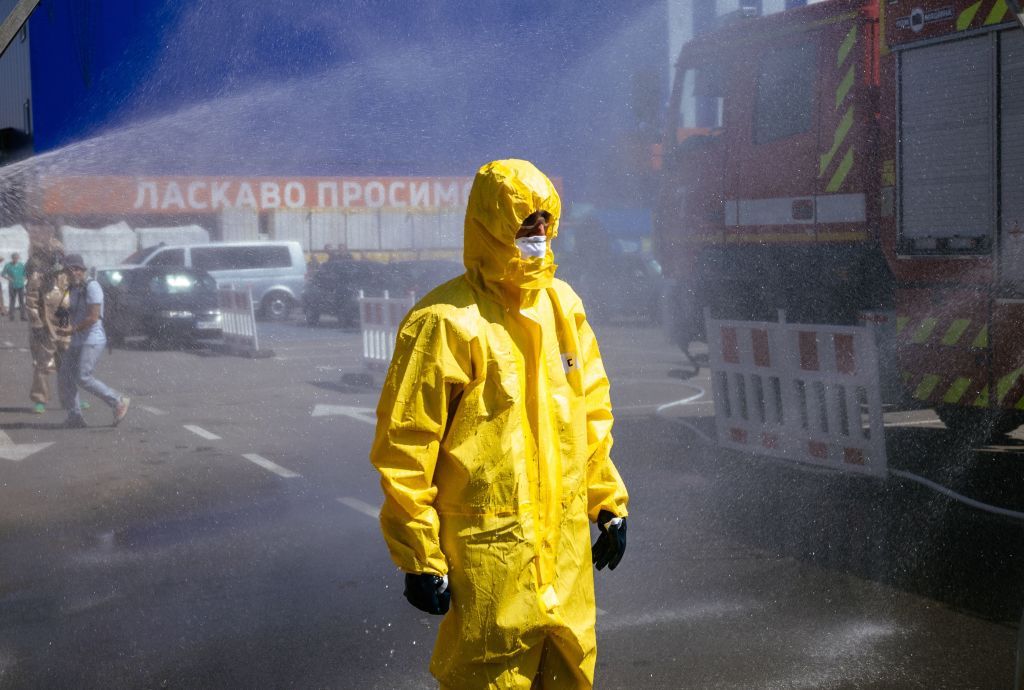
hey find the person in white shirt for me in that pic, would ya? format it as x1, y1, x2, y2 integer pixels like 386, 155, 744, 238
57, 254, 130, 428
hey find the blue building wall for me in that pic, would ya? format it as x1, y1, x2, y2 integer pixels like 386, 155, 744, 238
28, 0, 178, 152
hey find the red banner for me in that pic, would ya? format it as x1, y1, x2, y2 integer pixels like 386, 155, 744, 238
42, 176, 477, 214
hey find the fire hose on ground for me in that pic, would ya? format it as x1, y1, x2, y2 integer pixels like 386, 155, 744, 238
656, 387, 1024, 523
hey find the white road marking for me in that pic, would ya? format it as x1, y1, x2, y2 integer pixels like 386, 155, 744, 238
243, 453, 300, 478
614, 404, 662, 412
140, 405, 167, 416
881, 419, 944, 428
617, 401, 714, 412
655, 388, 708, 413
2, 340, 12, 347
184, 424, 221, 440
337, 497, 380, 519
312, 404, 377, 424
0, 429, 54, 463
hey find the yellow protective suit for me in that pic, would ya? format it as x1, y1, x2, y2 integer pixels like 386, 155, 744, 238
371, 159, 629, 689
26, 266, 71, 405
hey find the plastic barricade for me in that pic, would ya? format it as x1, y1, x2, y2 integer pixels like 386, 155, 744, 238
705, 309, 887, 477
359, 290, 415, 370
218, 285, 261, 357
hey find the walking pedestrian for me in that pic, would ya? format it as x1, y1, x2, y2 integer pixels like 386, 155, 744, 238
25, 239, 72, 414
57, 254, 130, 428
370, 159, 629, 689
2, 251, 26, 320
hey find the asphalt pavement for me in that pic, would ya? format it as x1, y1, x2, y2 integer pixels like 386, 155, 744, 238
0, 315, 1019, 688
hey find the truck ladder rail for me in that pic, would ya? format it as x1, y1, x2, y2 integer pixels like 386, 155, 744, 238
0, 0, 40, 59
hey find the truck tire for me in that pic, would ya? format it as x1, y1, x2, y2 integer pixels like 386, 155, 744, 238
261, 291, 293, 321
935, 405, 1024, 442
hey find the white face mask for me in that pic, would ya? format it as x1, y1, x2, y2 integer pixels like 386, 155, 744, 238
515, 236, 547, 260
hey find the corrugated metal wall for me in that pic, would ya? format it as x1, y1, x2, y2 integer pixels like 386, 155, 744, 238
0, 0, 33, 134
266, 208, 464, 253
219, 208, 259, 242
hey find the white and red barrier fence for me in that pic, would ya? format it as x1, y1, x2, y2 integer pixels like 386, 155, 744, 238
358, 290, 416, 370
705, 309, 887, 477
218, 285, 261, 356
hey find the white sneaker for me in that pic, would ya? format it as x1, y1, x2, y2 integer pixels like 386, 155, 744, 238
113, 397, 131, 426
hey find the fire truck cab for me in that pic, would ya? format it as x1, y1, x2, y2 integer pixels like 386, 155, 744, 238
656, 0, 890, 340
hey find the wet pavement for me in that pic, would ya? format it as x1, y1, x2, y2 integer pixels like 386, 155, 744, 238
0, 317, 1019, 688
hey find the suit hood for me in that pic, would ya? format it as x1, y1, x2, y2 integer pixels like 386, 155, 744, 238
463, 159, 560, 300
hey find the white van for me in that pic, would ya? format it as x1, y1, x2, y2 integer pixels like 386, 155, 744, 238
122, 241, 306, 320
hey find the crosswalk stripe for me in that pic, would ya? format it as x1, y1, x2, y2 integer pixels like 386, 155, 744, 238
336, 497, 380, 519
184, 424, 220, 440
243, 453, 300, 478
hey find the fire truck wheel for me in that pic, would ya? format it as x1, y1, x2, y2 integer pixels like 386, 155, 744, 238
935, 406, 1024, 441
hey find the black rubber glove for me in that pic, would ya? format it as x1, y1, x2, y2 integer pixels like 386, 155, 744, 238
403, 573, 451, 615
592, 509, 627, 571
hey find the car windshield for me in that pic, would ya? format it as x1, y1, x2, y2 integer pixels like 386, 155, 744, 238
121, 245, 162, 265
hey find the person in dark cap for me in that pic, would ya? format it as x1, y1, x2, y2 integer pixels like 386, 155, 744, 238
57, 254, 130, 428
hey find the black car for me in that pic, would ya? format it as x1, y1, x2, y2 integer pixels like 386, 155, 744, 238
303, 259, 388, 327
381, 260, 464, 298
97, 266, 222, 345
303, 259, 463, 327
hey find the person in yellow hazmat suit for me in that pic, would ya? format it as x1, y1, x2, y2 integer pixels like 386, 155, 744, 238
370, 159, 629, 689
25, 238, 72, 414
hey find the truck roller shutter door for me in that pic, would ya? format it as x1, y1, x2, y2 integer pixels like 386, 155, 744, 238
899, 35, 994, 254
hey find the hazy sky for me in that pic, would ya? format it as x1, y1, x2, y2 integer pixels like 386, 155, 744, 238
31, 1, 667, 200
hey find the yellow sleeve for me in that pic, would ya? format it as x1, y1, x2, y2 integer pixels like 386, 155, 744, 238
370, 310, 470, 576
578, 313, 630, 522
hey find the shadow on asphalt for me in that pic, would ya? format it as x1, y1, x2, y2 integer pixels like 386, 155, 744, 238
0, 421, 68, 431
308, 373, 378, 396
615, 413, 1024, 623
110, 339, 224, 357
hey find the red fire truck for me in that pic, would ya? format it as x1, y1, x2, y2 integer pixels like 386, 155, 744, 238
654, 0, 1024, 438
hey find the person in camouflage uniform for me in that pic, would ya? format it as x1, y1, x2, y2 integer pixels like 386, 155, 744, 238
25, 238, 72, 414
